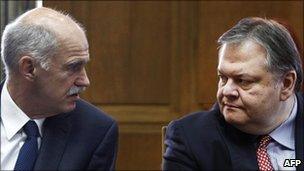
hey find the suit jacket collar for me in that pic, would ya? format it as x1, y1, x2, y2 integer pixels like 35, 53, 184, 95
34, 113, 71, 170
295, 92, 304, 171
215, 105, 259, 170
0, 81, 3, 114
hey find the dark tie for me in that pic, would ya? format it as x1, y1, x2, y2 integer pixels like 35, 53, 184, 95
14, 120, 40, 171
256, 135, 273, 171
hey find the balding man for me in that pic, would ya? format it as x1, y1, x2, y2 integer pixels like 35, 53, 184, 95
163, 17, 303, 170
1, 7, 118, 170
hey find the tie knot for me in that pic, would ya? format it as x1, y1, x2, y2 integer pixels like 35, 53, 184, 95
23, 120, 40, 137
259, 135, 272, 148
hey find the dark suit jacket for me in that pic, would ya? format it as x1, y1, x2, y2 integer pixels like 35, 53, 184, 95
163, 93, 304, 171
0, 83, 118, 170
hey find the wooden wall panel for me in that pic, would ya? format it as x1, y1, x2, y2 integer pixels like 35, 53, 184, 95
44, 1, 303, 170
87, 2, 171, 104
129, 2, 171, 104
116, 133, 162, 170
87, 2, 132, 103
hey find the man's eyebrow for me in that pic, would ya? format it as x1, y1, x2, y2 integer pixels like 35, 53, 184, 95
237, 74, 254, 78
217, 70, 225, 75
217, 69, 255, 78
65, 58, 90, 66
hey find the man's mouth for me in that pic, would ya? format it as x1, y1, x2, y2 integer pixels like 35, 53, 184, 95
223, 102, 240, 108
68, 93, 80, 99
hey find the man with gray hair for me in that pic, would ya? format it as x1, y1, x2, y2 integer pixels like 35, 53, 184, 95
163, 17, 303, 170
1, 7, 118, 170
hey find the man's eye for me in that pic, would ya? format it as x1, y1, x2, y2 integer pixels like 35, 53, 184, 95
237, 79, 249, 84
68, 64, 82, 72
236, 79, 253, 88
218, 75, 228, 85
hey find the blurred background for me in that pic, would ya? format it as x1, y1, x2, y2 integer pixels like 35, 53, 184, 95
1, 1, 303, 170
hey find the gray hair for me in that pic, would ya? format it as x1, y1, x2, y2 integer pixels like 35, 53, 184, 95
1, 21, 58, 76
218, 17, 303, 92
1, 8, 87, 77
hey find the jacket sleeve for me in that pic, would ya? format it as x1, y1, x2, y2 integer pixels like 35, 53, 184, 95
162, 120, 199, 170
87, 121, 119, 170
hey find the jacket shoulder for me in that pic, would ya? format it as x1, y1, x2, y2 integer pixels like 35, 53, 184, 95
71, 99, 116, 126
172, 106, 221, 132
164, 105, 232, 170
167, 105, 225, 150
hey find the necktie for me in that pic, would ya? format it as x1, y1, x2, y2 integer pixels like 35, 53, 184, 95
14, 120, 40, 171
256, 135, 273, 171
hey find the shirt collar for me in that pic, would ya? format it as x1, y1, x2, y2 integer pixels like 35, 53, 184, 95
269, 95, 297, 150
1, 80, 45, 140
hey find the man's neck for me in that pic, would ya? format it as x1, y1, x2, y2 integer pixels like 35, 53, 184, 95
6, 78, 50, 119
270, 94, 296, 133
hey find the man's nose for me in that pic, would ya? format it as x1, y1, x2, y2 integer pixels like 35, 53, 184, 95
222, 80, 239, 98
75, 68, 90, 87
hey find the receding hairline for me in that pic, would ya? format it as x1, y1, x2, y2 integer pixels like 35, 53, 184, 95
15, 7, 86, 39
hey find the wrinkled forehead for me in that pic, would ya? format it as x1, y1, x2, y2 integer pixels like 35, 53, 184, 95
218, 40, 267, 63
217, 40, 269, 74
53, 40, 90, 66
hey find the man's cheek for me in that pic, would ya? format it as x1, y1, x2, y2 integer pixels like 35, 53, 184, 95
216, 89, 223, 100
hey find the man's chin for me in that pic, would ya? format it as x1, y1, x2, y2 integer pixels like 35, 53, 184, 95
62, 95, 79, 112
223, 111, 247, 126
61, 101, 77, 113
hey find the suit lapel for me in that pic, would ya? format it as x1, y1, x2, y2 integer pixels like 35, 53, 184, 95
215, 108, 259, 170
34, 113, 71, 170
295, 93, 304, 171
0, 81, 4, 113
221, 121, 259, 170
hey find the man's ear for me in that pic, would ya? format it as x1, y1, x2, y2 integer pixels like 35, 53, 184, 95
280, 70, 296, 101
18, 56, 37, 81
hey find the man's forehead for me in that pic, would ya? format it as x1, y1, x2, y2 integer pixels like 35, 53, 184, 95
219, 40, 267, 63
218, 40, 269, 76
51, 46, 90, 65
217, 63, 256, 77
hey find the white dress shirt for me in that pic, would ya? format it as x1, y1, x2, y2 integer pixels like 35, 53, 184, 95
1, 81, 45, 170
268, 95, 297, 170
